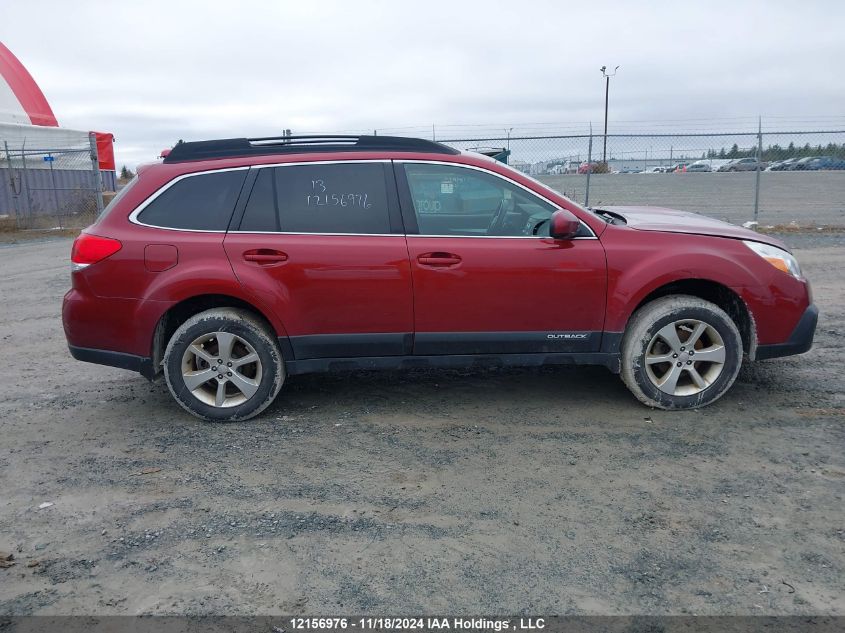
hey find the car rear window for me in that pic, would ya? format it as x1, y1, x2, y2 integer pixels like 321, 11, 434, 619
239, 163, 391, 234
136, 169, 247, 231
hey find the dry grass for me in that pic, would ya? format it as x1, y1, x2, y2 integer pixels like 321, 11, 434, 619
755, 223, 845, 234
0, 216, 17, 232
0, 212, 93, 236
0, 227, 82, 244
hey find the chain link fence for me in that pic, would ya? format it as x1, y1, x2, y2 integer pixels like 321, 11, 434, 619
0, 130, 109, 230
439, 129, 845, 228
4, 123, 843, 232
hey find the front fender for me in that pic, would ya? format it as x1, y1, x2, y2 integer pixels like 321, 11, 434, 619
601, 228, 763, 333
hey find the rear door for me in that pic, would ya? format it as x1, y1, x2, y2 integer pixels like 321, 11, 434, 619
224, 161, 414, 359
396, 161, 607, 355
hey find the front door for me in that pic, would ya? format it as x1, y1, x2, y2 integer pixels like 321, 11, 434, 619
224, 161, 413, 359
396, 161, 607, 355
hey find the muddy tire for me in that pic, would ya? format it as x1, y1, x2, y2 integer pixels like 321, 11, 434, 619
620, 295, 743, 410
163, 308, 284, 421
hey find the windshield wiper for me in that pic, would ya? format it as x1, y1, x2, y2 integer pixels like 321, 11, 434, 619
591, 208, 626, 225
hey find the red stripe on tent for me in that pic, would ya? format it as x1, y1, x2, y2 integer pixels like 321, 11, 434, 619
0, 42, 59, 127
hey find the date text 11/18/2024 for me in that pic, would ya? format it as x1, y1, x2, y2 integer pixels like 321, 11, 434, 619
288, 618, 547, 631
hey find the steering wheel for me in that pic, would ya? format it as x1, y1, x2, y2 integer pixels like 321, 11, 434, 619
486, 198, 512, 235
531, 217, 550, 235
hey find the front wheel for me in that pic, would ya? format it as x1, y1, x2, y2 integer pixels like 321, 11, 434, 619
620, 295, 743, 409
163, 308, 285, 421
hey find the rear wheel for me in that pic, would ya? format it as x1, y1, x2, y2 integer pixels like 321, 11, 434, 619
620, 295, 743, 409
163, 308, 284, 421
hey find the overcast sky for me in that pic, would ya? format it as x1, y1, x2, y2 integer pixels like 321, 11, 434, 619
2, 0, 844, 168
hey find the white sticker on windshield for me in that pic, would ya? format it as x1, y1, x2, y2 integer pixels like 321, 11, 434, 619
441, 181, 454, 194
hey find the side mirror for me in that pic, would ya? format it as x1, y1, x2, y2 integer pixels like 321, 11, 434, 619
549, 209, 580, 239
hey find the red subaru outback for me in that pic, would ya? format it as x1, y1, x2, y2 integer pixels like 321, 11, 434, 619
63, 135, 817, 421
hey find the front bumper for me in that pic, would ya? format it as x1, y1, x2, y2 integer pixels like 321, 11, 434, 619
755, 303, 818, 360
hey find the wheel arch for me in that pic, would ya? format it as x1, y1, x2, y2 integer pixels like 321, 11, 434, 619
150, 294, 290, 377
623, 279, 757, 356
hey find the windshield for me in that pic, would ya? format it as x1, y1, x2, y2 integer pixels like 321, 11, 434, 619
493, 160, 605, 220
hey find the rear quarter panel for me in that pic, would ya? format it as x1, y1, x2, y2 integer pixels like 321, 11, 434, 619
72, 165, 290, 357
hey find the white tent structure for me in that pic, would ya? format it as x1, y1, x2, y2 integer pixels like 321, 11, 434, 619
0, 40, 94, 152
0, 42, 115, 223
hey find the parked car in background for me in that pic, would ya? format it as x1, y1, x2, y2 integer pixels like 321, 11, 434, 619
642, 166, 667, 173
670, 163, 690, 173
578, 161, 598, 174
685, 162, 712, 173
63, 134, 816, 420
789, 157, 818, 171
549, 161, 581, 174
707, 159, 734, 172
766, 158, 800, 171
801, 156, 845, 171
718, 158, 768, 172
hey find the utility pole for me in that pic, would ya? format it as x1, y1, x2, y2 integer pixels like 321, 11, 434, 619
585, 123, 593, 207
753, 115, 763, 224
88, 132, 104, 217
600, 65, 619, 166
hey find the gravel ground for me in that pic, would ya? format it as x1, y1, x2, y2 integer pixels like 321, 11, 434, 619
0, 235, 843, 615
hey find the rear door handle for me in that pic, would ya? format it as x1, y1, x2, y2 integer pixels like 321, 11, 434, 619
243, 249, 288, 265
417, 252, 462, 267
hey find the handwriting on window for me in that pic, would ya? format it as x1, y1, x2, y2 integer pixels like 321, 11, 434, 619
306, 179, 372, 208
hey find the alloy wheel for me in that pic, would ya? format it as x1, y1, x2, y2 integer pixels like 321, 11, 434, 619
180, 331, 262, 408
644, 319, 726, 396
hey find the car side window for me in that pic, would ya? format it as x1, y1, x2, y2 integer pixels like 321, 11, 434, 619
403, 163, 557, 237
136, 170, 247, 230
239, 163, 391, 234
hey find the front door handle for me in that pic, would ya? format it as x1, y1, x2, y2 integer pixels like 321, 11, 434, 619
243, 249, 288, 265
417, 252, 462, 267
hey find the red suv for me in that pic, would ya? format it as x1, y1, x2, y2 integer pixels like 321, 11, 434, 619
63, 135, 817, 421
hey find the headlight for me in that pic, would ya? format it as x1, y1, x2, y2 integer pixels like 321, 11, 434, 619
743, 240, 802, 279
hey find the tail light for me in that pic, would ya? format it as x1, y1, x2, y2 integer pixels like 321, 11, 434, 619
71, 233, 122, 271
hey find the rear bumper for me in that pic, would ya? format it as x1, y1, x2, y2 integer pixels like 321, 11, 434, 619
63, 286, 172, 359
68, 345, 156, 380
755, 303, 818, 360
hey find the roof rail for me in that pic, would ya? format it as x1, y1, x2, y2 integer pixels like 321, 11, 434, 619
162, 134, 459, 163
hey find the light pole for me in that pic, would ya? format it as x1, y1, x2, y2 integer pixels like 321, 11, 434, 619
600, 65, 619, 166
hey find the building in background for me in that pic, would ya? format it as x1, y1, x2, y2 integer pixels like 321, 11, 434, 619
0, 42, 115, 225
